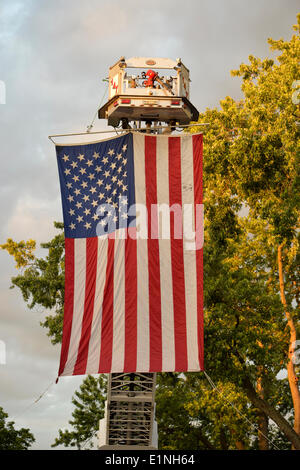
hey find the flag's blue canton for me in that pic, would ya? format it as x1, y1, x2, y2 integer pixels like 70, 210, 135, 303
56, 133, 135, 238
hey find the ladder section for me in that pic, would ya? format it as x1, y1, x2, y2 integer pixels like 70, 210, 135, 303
99, 372, 158, 450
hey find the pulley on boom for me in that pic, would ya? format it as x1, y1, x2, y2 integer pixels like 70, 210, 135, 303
98, 57, 199, 131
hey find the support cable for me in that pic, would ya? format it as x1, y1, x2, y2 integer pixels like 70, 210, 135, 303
48, 123, 210, 145
86, 81, 109, 133
11, 380, 55, 421
203, 371, 280, 450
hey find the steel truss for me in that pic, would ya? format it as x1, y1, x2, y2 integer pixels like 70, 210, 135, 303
99, 372, 158, 450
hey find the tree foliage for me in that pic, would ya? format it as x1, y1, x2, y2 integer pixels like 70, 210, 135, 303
0, 238, 36, 269
51, 374, 107, 449
1, 222, 65, 344
186, 14, 300, 449
0, 407, 35, 450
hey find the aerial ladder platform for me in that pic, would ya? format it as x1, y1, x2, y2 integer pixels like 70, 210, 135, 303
99, 373, 157, 449
97, 57, 199, 450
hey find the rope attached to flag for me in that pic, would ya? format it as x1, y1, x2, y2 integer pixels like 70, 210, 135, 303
48, 123, 210, 145
11, 380, 55, 421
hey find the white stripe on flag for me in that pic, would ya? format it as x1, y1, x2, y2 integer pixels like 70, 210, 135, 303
85, 236, 108, 374
156, 136, 175, 371
133, 134, 150, 372
111, 230, 126, 372
63, 238, 86, 376
181, 135, 200, 371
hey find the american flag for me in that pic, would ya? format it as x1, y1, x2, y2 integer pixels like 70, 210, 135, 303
56, 132, 203, 376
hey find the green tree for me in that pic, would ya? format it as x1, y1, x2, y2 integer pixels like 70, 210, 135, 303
1, 222, 65, 345
52, 374, 107, 449
188, 13, 300, 448
155, 373, 253, 450
0, 407, 35, 450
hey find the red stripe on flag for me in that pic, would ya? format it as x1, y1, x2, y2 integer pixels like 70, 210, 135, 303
58, 238, 75, 376
124, 231, 137, 372
73, 237, 98, 375
98, 238, 115, 372
145, 135, 162, 371
193, 134, 204, 370
168, 136, 188, 371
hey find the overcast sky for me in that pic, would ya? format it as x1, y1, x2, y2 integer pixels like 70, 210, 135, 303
0, 0, 299, 450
